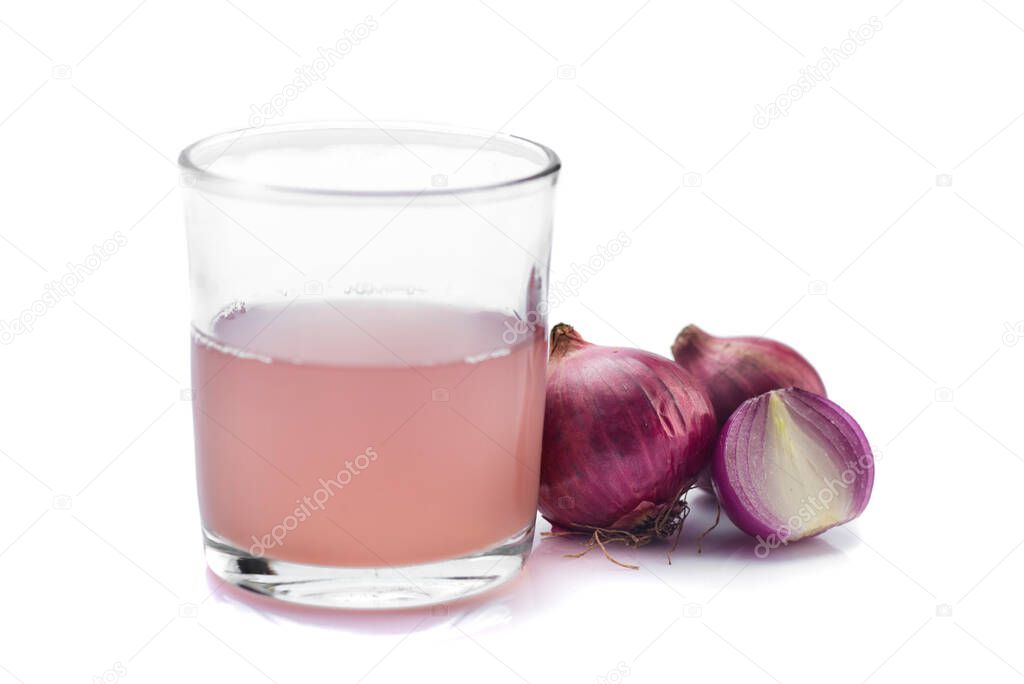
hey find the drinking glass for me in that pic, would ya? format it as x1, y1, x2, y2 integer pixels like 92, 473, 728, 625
179, 122, 559, 608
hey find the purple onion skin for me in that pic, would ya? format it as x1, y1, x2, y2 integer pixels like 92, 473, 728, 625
539, 324, 717, 533
711, 388, 874, 545
672, 325, 826, 426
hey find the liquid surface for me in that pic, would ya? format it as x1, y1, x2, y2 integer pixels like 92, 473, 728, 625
192, 299, 547, 566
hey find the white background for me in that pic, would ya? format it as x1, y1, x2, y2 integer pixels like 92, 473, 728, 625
1, 1, 1022, 682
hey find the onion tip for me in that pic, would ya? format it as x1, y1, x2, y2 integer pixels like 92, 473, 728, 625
550, 322, 587, 359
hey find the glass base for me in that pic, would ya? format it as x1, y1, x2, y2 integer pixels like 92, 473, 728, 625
203, 523, 535, 609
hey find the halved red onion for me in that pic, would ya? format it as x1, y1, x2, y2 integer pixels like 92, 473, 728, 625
711, 388, 873, 553
539, 324, 717, 541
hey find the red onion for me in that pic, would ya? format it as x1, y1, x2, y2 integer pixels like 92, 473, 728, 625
539, 324, 717, 548
711, 388, 874, 556
672, 325, 826, 426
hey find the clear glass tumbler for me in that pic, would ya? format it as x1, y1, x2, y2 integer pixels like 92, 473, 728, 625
179, 122, 559, 608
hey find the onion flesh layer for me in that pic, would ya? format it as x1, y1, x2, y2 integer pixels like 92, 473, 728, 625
712, 388, 873, 549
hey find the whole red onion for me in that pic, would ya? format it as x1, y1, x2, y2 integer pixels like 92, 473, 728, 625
712, 388, 874, 556
672, 325, 826, 426
539, 324, 717, 542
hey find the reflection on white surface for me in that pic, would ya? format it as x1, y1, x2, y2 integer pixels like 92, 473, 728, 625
204, 490, 853, 636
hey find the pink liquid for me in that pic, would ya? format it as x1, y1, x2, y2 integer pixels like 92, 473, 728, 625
192, 299, 546, 567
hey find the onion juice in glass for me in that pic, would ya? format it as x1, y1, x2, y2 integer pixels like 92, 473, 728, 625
179, 123, 559, 608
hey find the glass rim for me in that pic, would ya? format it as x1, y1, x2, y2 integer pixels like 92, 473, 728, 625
178, 120, 562, 199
